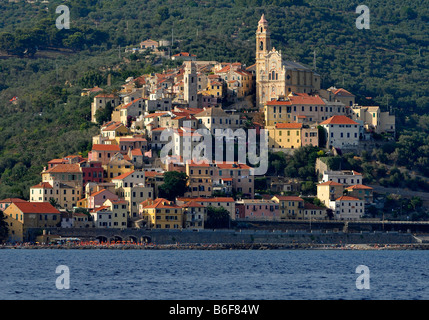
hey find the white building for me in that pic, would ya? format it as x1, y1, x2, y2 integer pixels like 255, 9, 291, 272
90, 200, 128, 229
320, 115, 360, 149
321, 170, 362, 186
111, 170, 146, 189
330, 196, 364, 220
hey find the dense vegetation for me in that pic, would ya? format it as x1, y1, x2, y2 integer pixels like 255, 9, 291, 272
0, 0, 428, 200
0, 211, 8, 242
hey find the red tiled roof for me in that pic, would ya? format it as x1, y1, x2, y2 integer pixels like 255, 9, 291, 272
346, 184, 373, 190
266, 100, 291, 106
140, 198, 179, 209
13, 202, 60, 214
112, 171, 135, 181
102, 122, 125, 132
275, 123, 302, 129
266, 94, 325, 106
333, 88, 355, 97
131, 149, 143, 156
216, 163, 251, 170
182, 200, 205, 208
120, 137, 147, 142
320, 115, 359, 125
92, 144, 121, 152
31, 182, 53, 189
288, 93, 325, 105
89, 189, 117, 198
44, 164, 81, 173
144, 171, 164, 177
91, 205, 111, 213
120, 98, 144, 109
173, 52, 196, 57
336, 196, 361, 201
144, 112, 168, 118
0, 198, 27, 203
272, 195, 304, 201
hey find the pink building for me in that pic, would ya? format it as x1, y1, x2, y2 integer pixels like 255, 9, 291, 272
89, 144, 121, 165
236, 199, 280, 220
118, 136, 148, 154
0, 198, 27, 211
87, 189, 119, 209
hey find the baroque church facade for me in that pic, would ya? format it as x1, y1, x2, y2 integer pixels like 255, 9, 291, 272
255, 14, 321, 109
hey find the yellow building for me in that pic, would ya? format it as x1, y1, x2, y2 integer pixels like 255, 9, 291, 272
103, 199, 129, 229
264, 93, 327, 126
41, 163, 83, 189
101, 121, 130, 139
185, 162, 213, 198
121, 185, 154, 220
3, 213, 23, 243
104, 153, 134, 182
271, 195, 304, 219
267, 123, 302, 149
205, 76, 225, 99
30, 182, 82, 210
349, 105, 395, 134
139, 198, 183, 229
317, 181, 344, 206
4, 202, 61, 242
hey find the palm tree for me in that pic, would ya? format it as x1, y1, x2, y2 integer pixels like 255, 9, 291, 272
49, 198, 60, 209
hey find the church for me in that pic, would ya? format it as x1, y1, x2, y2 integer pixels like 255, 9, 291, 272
255, 14, 321, 109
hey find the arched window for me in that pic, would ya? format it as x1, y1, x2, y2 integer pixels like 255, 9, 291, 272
276, 73, 278, 80
260, 41, 264, 50
272, 71, 275, 80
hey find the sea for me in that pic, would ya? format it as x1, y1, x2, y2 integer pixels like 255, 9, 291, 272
0, 249, 428, 300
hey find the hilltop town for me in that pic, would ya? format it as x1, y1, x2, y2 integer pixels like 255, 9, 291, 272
1, 15, 406, 243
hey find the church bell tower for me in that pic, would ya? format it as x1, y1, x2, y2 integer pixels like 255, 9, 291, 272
256, 14, 271, 109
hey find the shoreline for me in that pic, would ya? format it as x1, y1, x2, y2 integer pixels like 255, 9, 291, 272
2, 242, 429, 250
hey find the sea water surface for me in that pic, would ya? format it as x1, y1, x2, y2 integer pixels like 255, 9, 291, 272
0, 249, 428, 300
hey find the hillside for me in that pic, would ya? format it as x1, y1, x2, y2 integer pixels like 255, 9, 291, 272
0, 0, 428, 199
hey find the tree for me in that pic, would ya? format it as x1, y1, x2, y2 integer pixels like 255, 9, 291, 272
0, 210, 9, 243
158, 171, 188, 201
63, 32, 85, 51
326, 208, 334, 220
49, 197, 60, 209
78, 70, 104, 88
156, 6, 170, 21
205, 206, 230, 229
95, 101, 114, 125
317, 125, 327, 148
0, 32, 16, 54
